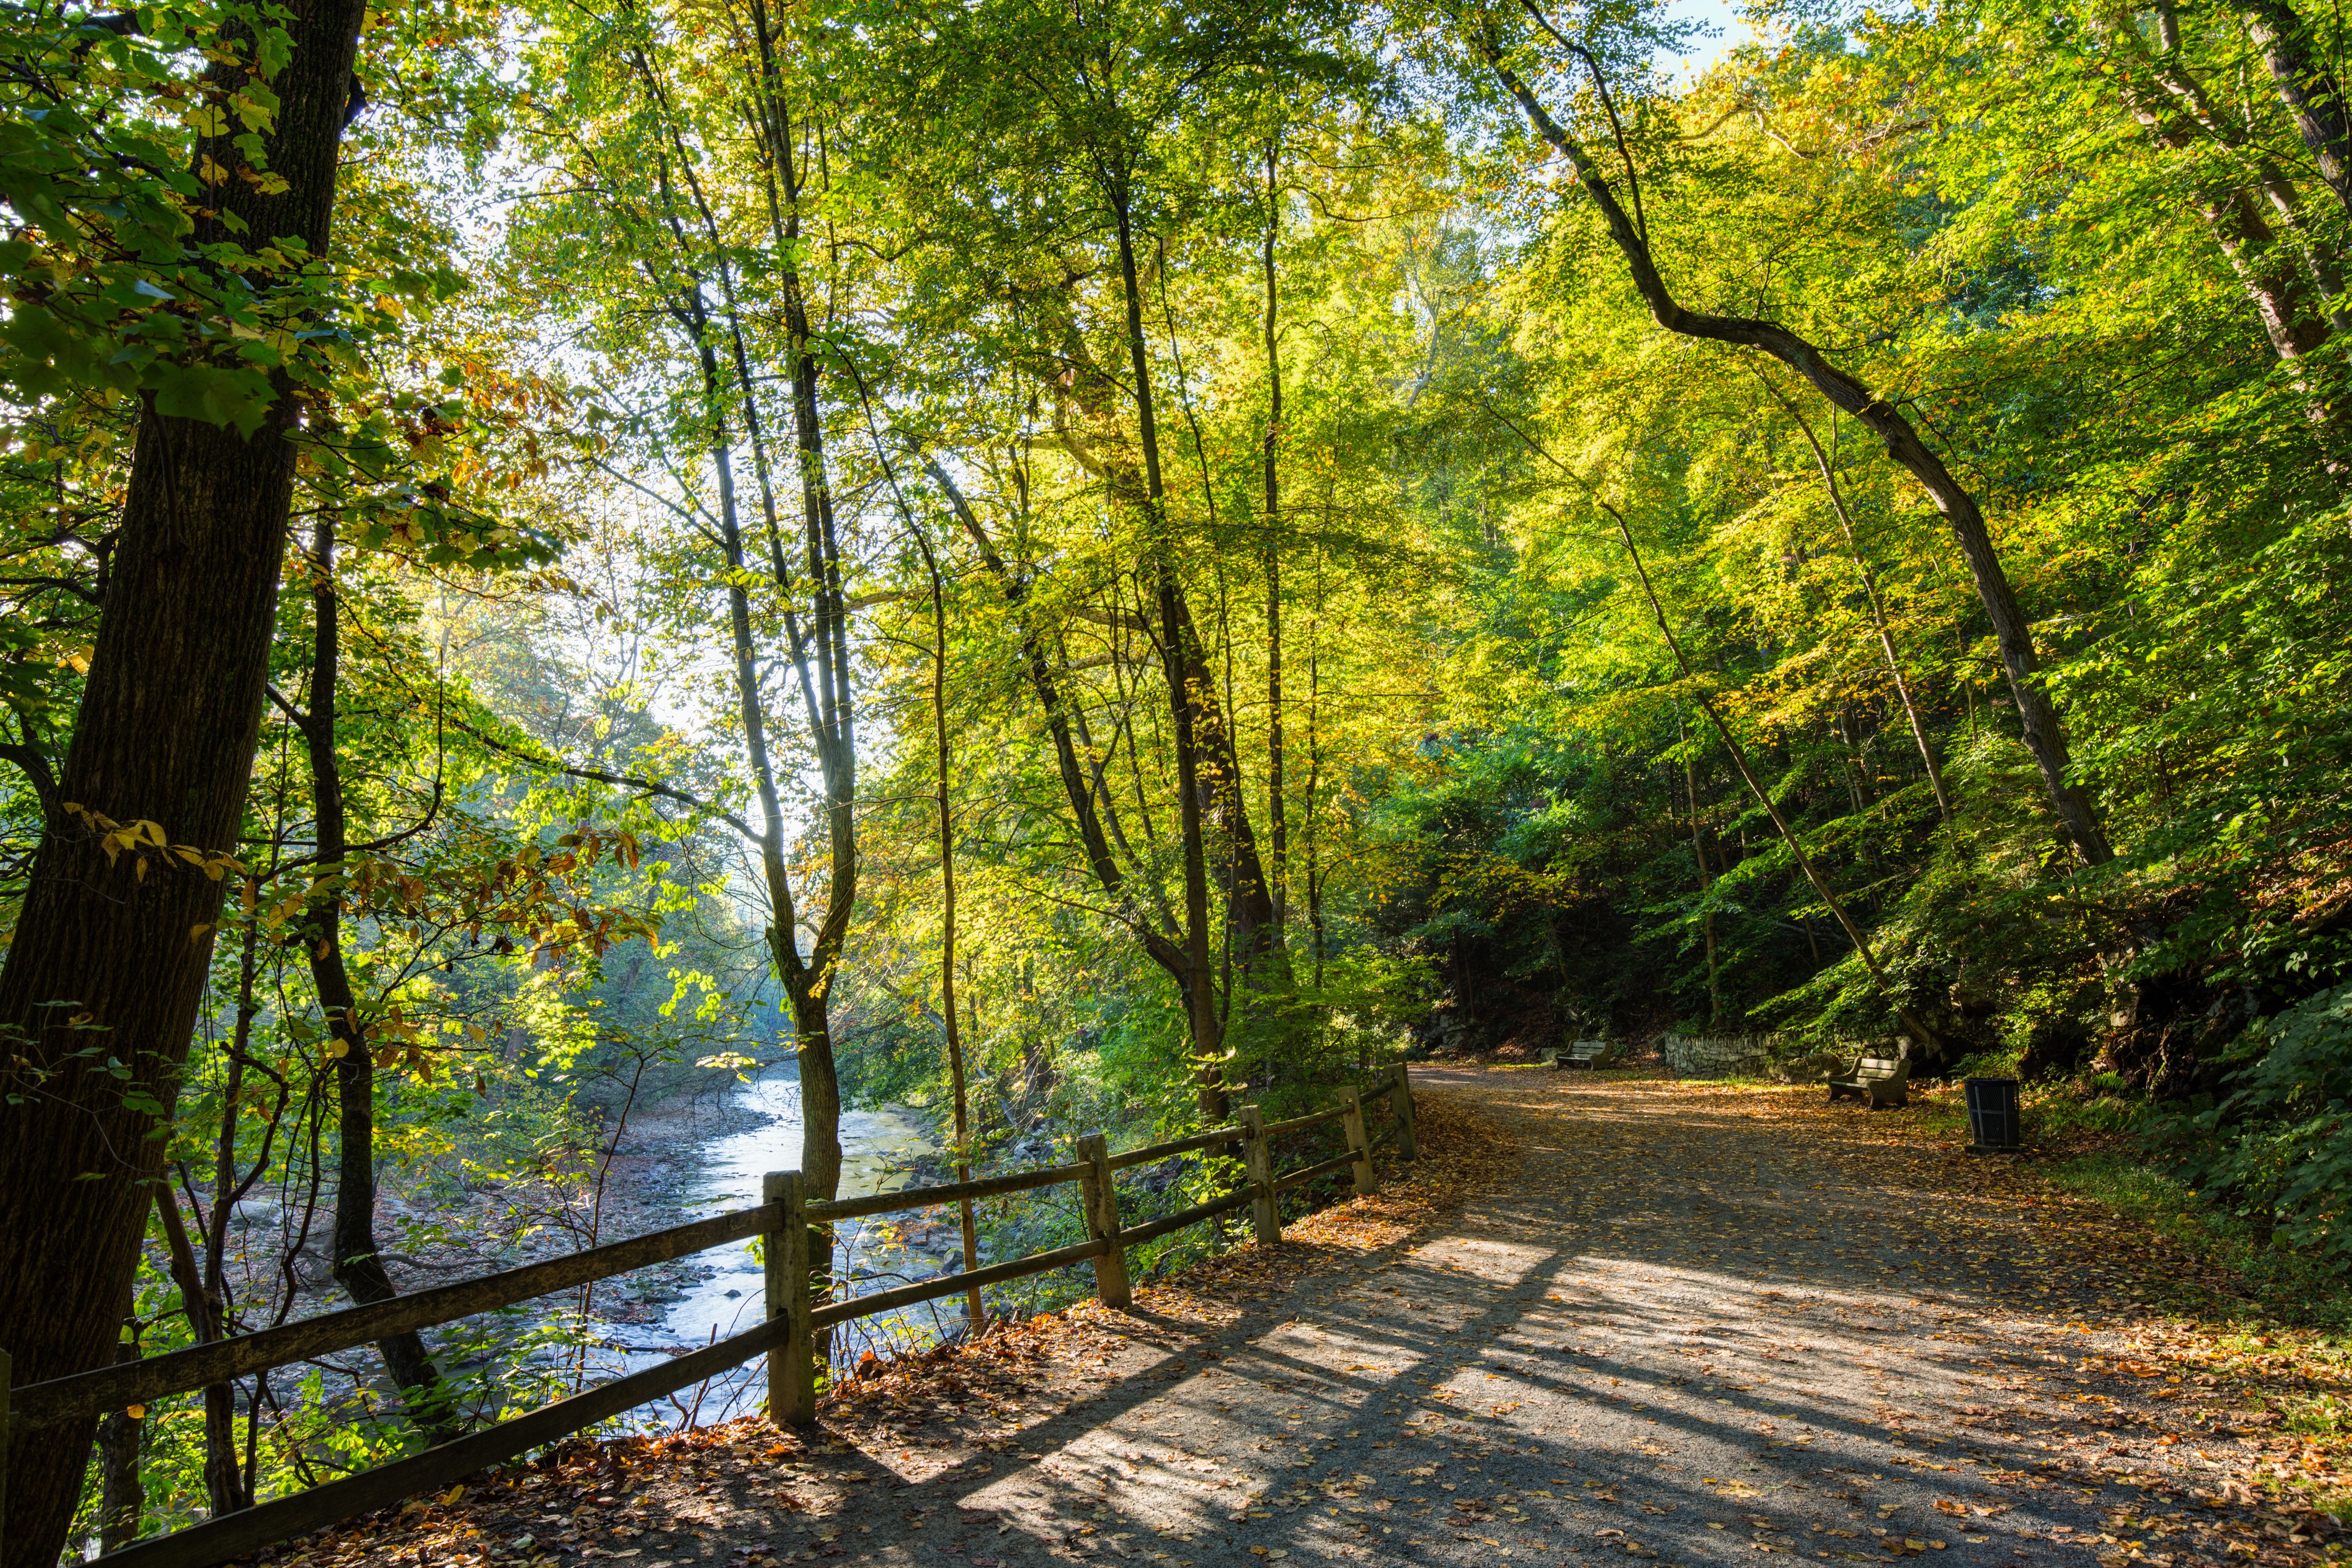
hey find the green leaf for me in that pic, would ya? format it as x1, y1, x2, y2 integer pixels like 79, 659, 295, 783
146, 361, 276, 436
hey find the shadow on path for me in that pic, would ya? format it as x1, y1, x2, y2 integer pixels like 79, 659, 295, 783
672, 1069, 2265, 1568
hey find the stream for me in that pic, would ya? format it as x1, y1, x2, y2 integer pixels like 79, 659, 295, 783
601, 1067, 962, 1426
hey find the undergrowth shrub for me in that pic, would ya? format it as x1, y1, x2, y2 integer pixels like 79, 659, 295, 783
2151, 982, 2352, 1264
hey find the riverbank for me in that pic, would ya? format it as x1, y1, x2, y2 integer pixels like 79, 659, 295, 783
380, 1069, 961, 1339
542, 1078, 776, 1331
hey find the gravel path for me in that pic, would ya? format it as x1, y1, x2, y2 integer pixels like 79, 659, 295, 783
336, 1068, 2323, 1568
651, 1067, 2266, 1568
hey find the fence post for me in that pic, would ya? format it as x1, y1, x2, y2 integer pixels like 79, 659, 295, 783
1075, 1133, 1132, 1310
764, 1170, 816, 1428
1342, 1087, 1377, 1197
1238, 1105, 1280, 1244
1390, 1063, 1417, 1161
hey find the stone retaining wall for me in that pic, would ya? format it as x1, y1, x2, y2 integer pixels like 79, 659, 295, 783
1659, 1033, 1774, 1078
1659, 1032, 1900, 1080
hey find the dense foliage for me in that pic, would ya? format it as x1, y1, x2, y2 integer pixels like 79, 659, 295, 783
5, 0, 2352, 1555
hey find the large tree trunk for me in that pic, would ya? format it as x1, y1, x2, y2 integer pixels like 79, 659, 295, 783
741, 2, 856, 1214
2235, 0, 2352, 215
1480, 31, 2115, 867
772, 315, 854, 1215
1112, 185, 1231, 1119
2091, 26, 2352, 457
0, 7, 368, 1563
301, 517, 458, 1442
681, 239, 853, 1402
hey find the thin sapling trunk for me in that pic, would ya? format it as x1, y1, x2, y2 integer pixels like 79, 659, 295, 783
913, 524, 984, 1334
301, 516, 458, 1443
1761, 384, 1955, 826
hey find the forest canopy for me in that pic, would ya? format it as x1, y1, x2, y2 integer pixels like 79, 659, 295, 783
4, 0, 2352, 1557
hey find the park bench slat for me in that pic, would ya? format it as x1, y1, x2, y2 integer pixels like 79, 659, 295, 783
1826, 1052, 1912, 1109
1550, 1039, 1618, 1070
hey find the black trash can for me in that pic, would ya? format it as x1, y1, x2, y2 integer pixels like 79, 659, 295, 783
1965, 1077, 2022, 1153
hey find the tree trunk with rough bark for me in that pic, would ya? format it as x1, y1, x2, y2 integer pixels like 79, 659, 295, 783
2236, 0, 2352, 215
0, 8, 368, 1563
2092, 24, 2352, 454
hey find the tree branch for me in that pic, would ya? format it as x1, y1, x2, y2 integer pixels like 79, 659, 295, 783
441, 712, 761, 843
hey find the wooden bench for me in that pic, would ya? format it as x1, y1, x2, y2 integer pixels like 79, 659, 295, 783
1553, 1039, 1619, 1070
1827, 1052, 1911, 1109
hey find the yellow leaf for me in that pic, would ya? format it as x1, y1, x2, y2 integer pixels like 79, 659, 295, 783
126, 1404, 144, 1420
189, 923, 212, 944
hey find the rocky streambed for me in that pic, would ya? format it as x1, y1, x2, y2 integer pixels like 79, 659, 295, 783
593, 1067, 977, 1417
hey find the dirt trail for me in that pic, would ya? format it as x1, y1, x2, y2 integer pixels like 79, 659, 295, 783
314, 1069, 2329, 1568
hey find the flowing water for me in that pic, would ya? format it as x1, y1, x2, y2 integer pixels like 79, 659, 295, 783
605, 1067, 956, 1425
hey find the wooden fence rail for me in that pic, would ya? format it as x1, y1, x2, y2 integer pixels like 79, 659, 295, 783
1, 1063, 1416, 1568
10, 1206, 785, 1429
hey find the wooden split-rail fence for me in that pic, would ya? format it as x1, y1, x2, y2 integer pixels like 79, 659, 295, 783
0, 1065, 1417, 1568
